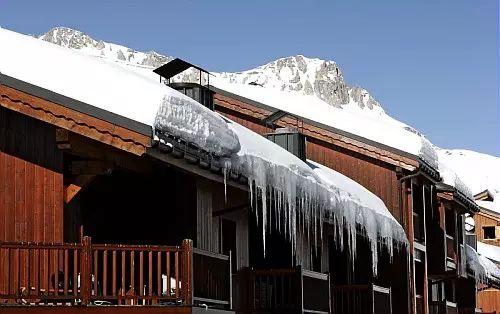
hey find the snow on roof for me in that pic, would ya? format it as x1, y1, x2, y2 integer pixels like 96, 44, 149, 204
211, 77, 438, 166
437, 149, 500, 207
226, 119, 407, 275
476, 200, 500, 215
477, 241, 500, 264
1, 28, 406, 273
466, 244, 500, 283
0, 27, 239, 157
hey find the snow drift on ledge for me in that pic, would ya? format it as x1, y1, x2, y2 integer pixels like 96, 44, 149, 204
466, 245, 500, 284
0, 27, 406, 274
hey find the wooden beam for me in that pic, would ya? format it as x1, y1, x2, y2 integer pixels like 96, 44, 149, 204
64, 175, 95, 203
0, 85, 150, 156
70, 160, 114, 175
213, 203, 250, 217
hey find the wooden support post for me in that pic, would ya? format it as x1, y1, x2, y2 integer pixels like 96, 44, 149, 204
181, 239, 193, 305
64, 175, 95, 204
81, 236, 92, 306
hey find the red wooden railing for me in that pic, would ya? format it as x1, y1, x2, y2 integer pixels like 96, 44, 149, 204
0, 241, 84, 304
0, 237, 230, 307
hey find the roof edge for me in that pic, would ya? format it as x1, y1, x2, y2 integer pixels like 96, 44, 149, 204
211, 85, 420, 163
0, 73, 153, 137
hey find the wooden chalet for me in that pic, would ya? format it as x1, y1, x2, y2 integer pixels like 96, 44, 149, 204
208, 79, 488, 314
0, 29, 414, 314
2, 27, 497, 314
473, 190, 500, 313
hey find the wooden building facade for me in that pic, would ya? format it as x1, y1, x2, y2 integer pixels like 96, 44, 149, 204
474, 191, 500, 313
1, 64, 404, 314
210, 85, 483, 314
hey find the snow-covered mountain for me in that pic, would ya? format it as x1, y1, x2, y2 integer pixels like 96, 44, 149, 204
39, 27, 384, 115
37, 27, 500, 206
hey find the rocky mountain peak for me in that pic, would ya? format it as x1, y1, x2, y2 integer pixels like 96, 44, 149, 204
40, 27, 105, 50
38, 27, 384, 113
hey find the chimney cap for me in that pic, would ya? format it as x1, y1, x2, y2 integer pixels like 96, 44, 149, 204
153, 58, 212, 81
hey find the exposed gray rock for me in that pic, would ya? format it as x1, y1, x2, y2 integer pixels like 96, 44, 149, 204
39, 28, 384, 114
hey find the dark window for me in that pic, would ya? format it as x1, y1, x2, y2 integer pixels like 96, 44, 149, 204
483, 226, 496, 239
221, 219, 237, 273
412, 183, 425, 243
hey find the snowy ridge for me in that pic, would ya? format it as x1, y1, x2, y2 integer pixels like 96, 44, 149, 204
437, 149, 500, 210
40, 27, 172, 68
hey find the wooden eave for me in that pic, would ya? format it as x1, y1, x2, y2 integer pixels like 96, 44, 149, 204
0, 76, 248, 192
213, 91, 418, 171
476, 208, 500, 221
0, 83, 150, 156
437, 189, 479, 214
474, 189, 494, 202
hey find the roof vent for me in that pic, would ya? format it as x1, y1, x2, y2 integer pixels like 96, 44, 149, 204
153, 58, 214, 110
266, 128, 307, 162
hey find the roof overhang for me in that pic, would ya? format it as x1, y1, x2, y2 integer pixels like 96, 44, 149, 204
211, 85, 419, 171
153, 58, 211, 81
436, 182, 480, 214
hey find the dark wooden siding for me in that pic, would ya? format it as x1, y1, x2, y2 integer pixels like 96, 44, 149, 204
306, 138, 402, 223
0, 106, 63, 243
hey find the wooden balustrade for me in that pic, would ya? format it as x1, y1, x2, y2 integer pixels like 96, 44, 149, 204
89, 240, 188, 305
0, 242, 84, 304
192, 248, 231, 307
331, 284, 392, 314
0, 238, 201, 306
237, 267, 330, 314
430, 300, 458, 314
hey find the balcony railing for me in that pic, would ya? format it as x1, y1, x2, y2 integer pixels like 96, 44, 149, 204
236, 267, 330, 313
331, 284, 392, 314
429, 300, 458, 314
0, 237, 231, 307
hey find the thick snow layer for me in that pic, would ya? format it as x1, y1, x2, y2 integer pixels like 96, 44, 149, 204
211, 77, 438, 165
466, 245, 500, 283
225, 119, 408, 274
477, 241, 500, 264
0, 27, 239, 157
154, 95, 240, 157
437, 149, 500, 208
476, 201, 500, 215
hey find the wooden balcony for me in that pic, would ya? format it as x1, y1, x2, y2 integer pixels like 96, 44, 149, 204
235, 267, 330, 313
0, 237, 231, 308
331, 284, 392, 314
429, 300, 458, 314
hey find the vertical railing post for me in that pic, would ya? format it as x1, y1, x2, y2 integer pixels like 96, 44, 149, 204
229, 250, 233, 309
81, 236, 92, 305
181, 239, 193, 305
298, 266, 304, 313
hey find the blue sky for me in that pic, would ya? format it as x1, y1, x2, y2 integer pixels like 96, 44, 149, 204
0, 0, 498, 156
